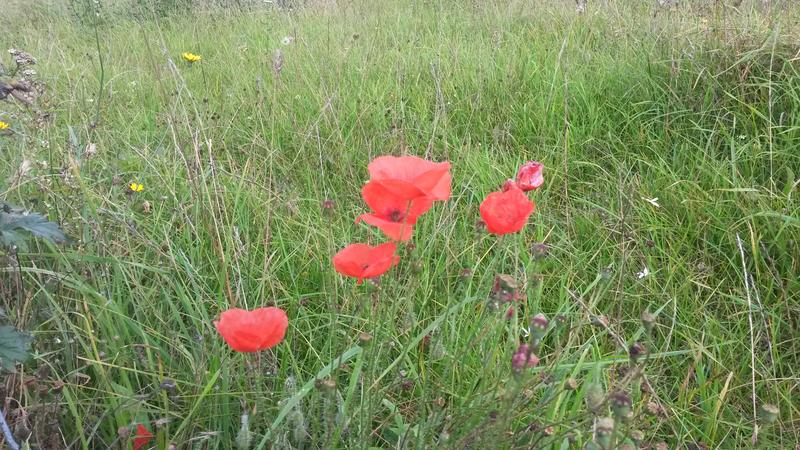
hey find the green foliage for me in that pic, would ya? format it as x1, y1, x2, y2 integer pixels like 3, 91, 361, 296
0, 0, 798, 448
0, 325, 32, 371
0, 204, 69, 250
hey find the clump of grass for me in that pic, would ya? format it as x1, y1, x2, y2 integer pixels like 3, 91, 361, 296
0, 0, 798, 448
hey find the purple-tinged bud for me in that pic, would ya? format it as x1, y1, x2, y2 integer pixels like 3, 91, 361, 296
610, 391, 633, 422
530, 313, 549, 340
511, 343, 540, 373
531, 242, 549, 260
594, 417, 615, 449
629, 342, 648, 363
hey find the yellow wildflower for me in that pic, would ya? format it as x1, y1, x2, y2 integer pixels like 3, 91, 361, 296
0, 121, 9, 130
129, 182, 144, 193
182, 52, 202, 63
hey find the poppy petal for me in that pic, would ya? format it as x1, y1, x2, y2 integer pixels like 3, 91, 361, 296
357, 214, 415, 241
368, 156, 451, 200
479, 186, 535, 235
332, 242, 399, 282
215, 307, 288, 353
133, 424, 154, 450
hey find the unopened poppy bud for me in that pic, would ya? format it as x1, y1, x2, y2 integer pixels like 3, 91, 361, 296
411, 260, 424, 274
118, 426, 130, 438
645, 402, 664, 417
591, 315, 610, 328
759, 403, 779, 424
564, 378, 578, 391
594, 417, 615, 449
585, 382, 605, 413
629, 342, 648, 363
600, 267, 613, 281
358, 332, 373, 344
511, 343, 539, 372
530, 313, 549, 339
531, 242, 549, 260
610, 391, 633, 422
459, 268, 473, 279
315, 378, 336, 392
641, 310, 656, 333
629, 429, 644, 443
492, 274, 520, 304
501, 179, 517, 192
505, 306, 515, 320
475, 219, 487, 233
321, 199, 336, 213
160, 378, 177, 395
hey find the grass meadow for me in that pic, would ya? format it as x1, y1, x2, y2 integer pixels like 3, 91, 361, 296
1, 0, 799, 448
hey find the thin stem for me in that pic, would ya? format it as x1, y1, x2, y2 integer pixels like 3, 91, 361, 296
0, 407, 20, 450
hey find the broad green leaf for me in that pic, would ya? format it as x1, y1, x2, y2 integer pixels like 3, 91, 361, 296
0, 325, 32, 371
0, 204, 69, 246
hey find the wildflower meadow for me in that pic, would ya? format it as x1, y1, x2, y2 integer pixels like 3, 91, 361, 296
0, 0, 798, 448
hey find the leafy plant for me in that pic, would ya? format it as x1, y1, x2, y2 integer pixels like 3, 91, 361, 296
0, 325, 32, 371
0, 203, 69, 251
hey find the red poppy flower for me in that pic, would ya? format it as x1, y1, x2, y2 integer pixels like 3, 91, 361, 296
479, 185, 535, 235
515, 161, 544, 191
214, 307, 288, 353
356, 180, 433, 241
133, 424, 154, 450
333, 242, 399, 284
368, 156, 451, 201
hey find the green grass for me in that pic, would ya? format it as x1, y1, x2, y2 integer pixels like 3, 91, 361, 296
1, 0, 798, 448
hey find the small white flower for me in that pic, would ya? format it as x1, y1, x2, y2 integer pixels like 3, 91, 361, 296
738, 134, 746, 140
643, 197, 660, 208
636, 267, 650, 279
281, 36, 294, 45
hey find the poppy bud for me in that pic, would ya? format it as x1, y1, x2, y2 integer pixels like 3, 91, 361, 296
585, 382, 605, 413
515, 161, 544, 192
459, 268, 473, 279
511, 343, 539, 373
160, 378, 177, 396
641, 311, 656, 334
321, 199, 335, 214
629, 342, 648, 363
411, 260, 424, 274
629, 429, 645, 443
530, 313, 549, 340
118, 426, 131, 438
492, 274, 520, 304
594, 417, 615, 450
564, 378, 578, 391
759, 403, 779, 424
531, 242, 549, 260
505, 306, 515, 320
610, 391, 633, 422
645, 401, 663, 417
475, 219, 487, 233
